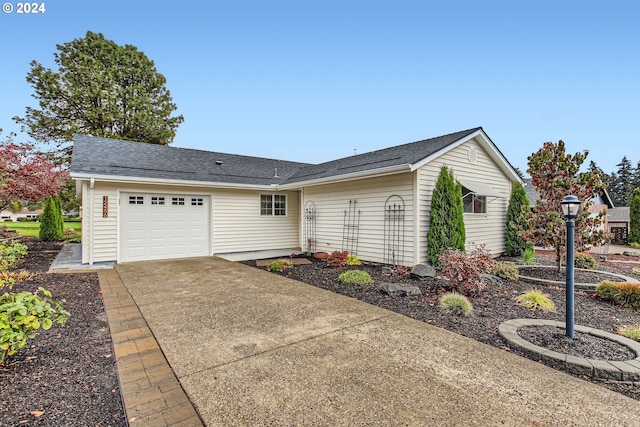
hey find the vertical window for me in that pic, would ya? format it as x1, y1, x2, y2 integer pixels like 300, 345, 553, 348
260, 194, 286, 216
129, 196, 144, 205
462, 187, 486, 214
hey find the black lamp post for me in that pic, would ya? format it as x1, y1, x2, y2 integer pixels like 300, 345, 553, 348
561, 194, 582, 339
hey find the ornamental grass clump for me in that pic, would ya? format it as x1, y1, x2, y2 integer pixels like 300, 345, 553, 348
491, 261, 519, 282
516, 290, 556, 312
338, 270, 372, 285
519, 245, 537, 265
618, 325, 640, 342
596, 281, 640, 310
574, 252, 598, 270
438, 292, 473, 316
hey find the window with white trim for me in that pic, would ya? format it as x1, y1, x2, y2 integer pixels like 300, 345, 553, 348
129, 196, 144, 205
260, 194, 286, 216
462, 187, 486, 213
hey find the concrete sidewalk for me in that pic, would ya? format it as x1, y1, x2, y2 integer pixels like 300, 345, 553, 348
113, 256, 640, 426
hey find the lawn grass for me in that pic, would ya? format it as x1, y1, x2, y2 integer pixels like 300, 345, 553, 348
2, 221, 81, 237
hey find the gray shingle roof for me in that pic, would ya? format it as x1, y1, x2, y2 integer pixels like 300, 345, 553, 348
70, 128, 483, 186
70, 135, 310, 186
608, 207, 630, 222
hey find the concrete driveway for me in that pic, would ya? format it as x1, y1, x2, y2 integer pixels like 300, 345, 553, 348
114, 256, 640, 426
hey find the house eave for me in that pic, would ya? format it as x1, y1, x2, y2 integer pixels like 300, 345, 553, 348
70, 172, 279, 191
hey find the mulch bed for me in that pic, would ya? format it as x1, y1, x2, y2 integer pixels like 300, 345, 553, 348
1, 239, 126, 426
244, 250, 640, 401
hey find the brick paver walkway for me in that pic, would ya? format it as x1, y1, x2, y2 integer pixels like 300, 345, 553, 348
98, 269, 204, 426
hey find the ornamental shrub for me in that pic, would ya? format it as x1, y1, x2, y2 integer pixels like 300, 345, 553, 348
427, 166, 465, 266
596, 281, 640, 310
438, 292, 473, 316
574, 252, 597, 270
338, 270, 372, 285
519, 245, 537, 265
516, 290, 556, 312
327, 251, 349, 268
39, 196, 62, 241
505, 182, 529, 256
54, 196, 64, 238
0, 241, 28, 272
266, 259, 292, 272
491, 261, 519, 282
438, 245, 495, 295
345, 255, 361, 265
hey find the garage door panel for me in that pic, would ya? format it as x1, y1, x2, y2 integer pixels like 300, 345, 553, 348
121, 193, 210, 262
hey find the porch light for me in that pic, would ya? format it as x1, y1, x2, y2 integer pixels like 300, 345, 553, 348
561, 194, 581, 219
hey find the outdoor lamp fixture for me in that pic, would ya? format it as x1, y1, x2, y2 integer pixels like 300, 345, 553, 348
561, 194, 582, 339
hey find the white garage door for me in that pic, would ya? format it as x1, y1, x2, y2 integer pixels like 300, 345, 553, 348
120, 193, 210, 262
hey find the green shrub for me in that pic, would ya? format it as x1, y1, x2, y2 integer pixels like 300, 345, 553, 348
574, 252, 597, 270
596, 281, 640, 310
345, 255, 361, 265
0, 287, 69, 364
519, 245, 537, 265
631, 242, 640, 249
39, 197, 63, 241
516, 290, 556, 312
619, 325, 640, 342
505, 182, 529, 256
491, 261, 519, 281
338, 270, 372, 285
266, 259, 292, 272
0, 242, 28, 272
438, 292, 473, 316
327, 251, 349, 268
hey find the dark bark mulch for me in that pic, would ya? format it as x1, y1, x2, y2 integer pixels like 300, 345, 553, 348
245, 250, 640, 400
1, 239, 126, 426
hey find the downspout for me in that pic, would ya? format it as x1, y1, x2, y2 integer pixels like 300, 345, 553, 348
88, 178, 95, 266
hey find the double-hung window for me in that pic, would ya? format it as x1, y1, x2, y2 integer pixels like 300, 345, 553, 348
261, 194, 286, 216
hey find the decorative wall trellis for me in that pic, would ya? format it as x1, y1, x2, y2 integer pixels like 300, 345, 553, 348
384, 195, 405, 266
304, 201, 317, 253
342, 199, 360, 254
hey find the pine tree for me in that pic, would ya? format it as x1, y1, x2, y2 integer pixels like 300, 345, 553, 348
427, 166, 465, 265
613, 157, 633, 206
39, 197, 62, 241
505, 182, 530, 256
629, 188, 640, 244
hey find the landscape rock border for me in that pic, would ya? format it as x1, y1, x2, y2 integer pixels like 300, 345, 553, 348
499, 319, 640, 382
517, 265, 639, 291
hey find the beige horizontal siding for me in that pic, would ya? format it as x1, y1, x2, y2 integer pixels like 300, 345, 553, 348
302, 173, 415, 265
417, 138, 512, 263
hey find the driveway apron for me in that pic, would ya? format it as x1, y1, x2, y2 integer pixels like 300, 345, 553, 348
115, 257, 640, 426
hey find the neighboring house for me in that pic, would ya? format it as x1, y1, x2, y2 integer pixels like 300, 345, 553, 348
607, 207, 630, 244
0, 208, 43, 222
70, 128, 522, 266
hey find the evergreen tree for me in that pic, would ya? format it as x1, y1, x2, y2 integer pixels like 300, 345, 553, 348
14, 31, 184, 164
631, 161, 640, 198
54, 196, 64, 237
613, 156, 634, 206
505, 182, 530, 256
629, 188, 640, 244
39, 197, 62, 241
427, 166, 465, 265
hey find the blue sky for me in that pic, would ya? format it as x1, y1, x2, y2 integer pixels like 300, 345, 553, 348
1, 1, 638, 175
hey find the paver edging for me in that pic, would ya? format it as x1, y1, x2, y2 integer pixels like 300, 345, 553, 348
516, 265, 639, 291
499, 319, 640, 382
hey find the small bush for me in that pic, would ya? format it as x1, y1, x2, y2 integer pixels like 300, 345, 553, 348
631, 242, 640, 249
327, 251, 349, 268
516, 290, 556, 312
491, 261, 519, 281
338, 270, 372, 285
438, 292, 473, 316
519, 246, 537, 265
345, 255, 361, 265
439, 245, 495, 295
62, 229, 81, 243
596, 281, 640, 310
575, 252, 597, 270
619, 325, 640, 342
266, 259, 293, 272
0, 242, 28, 272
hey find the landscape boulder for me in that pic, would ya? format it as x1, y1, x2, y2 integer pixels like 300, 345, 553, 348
481, 273, 503, 287
380, 282, 423, 297
411, 263, 436, 279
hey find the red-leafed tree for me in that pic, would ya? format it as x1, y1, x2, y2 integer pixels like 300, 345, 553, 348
0, 130, 68, 212
522, 141, 609, 271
